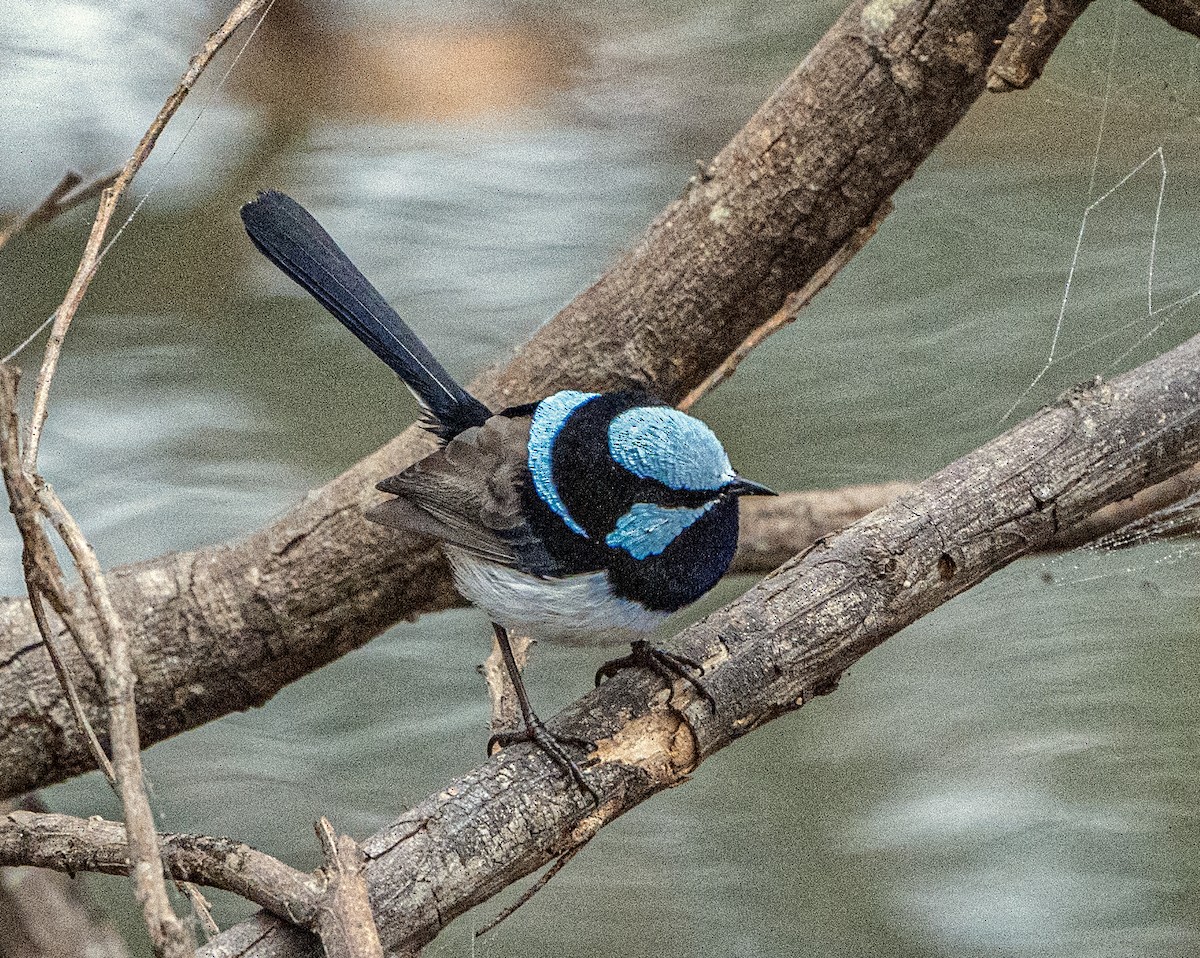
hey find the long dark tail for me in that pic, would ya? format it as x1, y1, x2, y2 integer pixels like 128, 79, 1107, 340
240, 190, 491, 439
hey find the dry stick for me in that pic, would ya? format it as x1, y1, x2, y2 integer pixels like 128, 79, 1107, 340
0, 169, 121, 250
986, 0, 1092, 92
0, 172, 80, 248
482, 630, 534, 737
314, 819, 385, 958
473, 828, 597, 939
0, 810, 390, 955
27, 590, 116, 785
0, 811, 391, 952
22, 0, 271, 471
0, 810, 324, 927
0, 796, 132, 958
0, 368, 115, 784
678, 201, 892, 412
106, 657, 194, 956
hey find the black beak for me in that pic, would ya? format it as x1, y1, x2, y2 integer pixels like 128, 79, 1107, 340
725, 476, 777, 497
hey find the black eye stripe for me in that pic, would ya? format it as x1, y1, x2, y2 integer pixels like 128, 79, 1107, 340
628, 477, 714, 509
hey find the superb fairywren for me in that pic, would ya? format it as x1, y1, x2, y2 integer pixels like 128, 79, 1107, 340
241, 191, 774, 799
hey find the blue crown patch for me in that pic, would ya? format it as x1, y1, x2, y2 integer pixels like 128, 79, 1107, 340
607, 406, 734, 491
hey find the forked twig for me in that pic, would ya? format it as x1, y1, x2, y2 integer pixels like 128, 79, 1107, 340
0, 368, 114, 784
314, 818, 385, 958
23, 0, 272, 471
0, 809, 323, 926
0, 169, 121, 251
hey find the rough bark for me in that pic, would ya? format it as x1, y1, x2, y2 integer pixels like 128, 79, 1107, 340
1136, 0, 1200, 37
0, 810, 323, 927
0, 0, 1030, 800
312, 820, 383, 958
987, 0, 1091, 91
0, 798, 130, 958
197, 328, 1200, 958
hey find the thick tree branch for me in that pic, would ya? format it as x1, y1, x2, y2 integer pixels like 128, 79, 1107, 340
0, 0, 1031, 802
198, 328, 1200, 958
1135, 0, 1200, 38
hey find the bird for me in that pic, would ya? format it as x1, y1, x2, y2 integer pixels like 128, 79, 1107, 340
240, 190, 775, 800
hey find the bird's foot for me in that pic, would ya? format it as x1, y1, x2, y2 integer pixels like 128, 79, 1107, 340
488, 719, 599, 804
595, 639, 717, 712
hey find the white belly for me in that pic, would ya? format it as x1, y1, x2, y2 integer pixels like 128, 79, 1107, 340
446, 548, 668, 641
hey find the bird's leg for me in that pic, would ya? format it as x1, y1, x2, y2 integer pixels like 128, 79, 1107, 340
486, 623, 599, 803
595, 639, 717, 712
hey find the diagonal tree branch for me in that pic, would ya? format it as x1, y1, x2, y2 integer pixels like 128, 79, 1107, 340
1135, 0, 1200, 37
9, 332, 1198, 957
0, 0, 1033, 802
197, 327, 1200, 958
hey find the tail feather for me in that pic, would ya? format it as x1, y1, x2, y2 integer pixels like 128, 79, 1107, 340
240, 190, 491, 439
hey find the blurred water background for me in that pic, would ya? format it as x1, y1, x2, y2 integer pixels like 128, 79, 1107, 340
2, 0, 1199, 954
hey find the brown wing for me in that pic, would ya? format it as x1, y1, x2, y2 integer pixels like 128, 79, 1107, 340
365, 414, 535, 567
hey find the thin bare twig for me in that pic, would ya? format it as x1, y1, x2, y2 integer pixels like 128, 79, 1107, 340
22, 0, 272, 471
28, 589, 116, 785
474, 835, 594, 939
36, 482, 129, 668
0, 367, 115, 784
0, 169, 121, 250
0, 809, 323, 926
4, 3, 275, 952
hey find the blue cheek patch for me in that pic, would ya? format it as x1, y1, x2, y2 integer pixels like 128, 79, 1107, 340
608, 407, 734, 491
528, 390, 598, 537
606, 501, 716, 560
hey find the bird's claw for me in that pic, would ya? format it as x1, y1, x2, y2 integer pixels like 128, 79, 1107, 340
596, 639, 717, 712
488, 721, 599, 804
